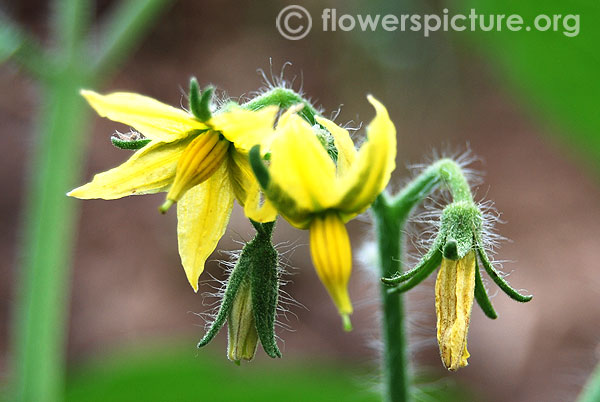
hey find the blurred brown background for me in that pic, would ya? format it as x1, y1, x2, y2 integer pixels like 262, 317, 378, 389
2, 1, 600, 401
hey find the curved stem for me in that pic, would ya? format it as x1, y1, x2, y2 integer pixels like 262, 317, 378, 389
241, 87, 319, 124
390, 158, 472, 219
372, 158, 475, 401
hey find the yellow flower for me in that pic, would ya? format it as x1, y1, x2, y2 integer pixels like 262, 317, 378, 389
435, 250, 476, 371
251, 96, 396, 328
68, 90, 278, 291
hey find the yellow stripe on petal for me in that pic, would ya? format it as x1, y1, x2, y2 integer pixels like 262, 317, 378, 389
309, 212, 353, 325
315, 116, 357, 176
166, 131, 229, 203
68, 137, 193, 200
435, 251, 476, 371
270, 112, 338, 212
210, 106, 279, 153
81, 90, 206, 142
176, 161, 234, 291
337, 96, 396, 216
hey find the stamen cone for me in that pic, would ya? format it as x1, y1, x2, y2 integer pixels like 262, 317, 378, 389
166, 131, 229, 203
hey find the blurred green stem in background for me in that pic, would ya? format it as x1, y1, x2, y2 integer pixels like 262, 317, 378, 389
578, 362, 600, 402
372, 159, 473, 401
1, 1, 171, 401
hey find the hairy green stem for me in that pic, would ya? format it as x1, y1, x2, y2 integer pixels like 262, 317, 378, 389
372, 194, 409, 402
372, 158, 473, 401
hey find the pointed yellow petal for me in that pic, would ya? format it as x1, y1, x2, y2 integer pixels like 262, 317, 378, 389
315, 116, 357, 176
81, 90, 206, 142
210, 106, 278, 153
269, 112, 337, 212
176, 161, 234, 291
337, 96, 396, 215
435, 251, 476, 371
309, 212, 353, 320
68, 138, 193, 199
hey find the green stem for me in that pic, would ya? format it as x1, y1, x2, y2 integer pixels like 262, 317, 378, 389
372, 158, 474, 401
90, 0, 172, 76
372, 194, 409, 402
241, 87, 319, 124
391, 158, 472, 216
10, 1, 172, 400
578, 362, 600, 402
14, 76, 89, 402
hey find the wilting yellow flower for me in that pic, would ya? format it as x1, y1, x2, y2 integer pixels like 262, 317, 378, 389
435, 250, 476, 371
251, 96, 396, 328
68, 90, 278, 291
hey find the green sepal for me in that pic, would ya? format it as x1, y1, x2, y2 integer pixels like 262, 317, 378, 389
249, 221, 281, 359
388, 247, 443, 294
381, 238, 442, 286
189, 78, 213, 122
110, 136, 151, 150
249, 145, 270, 189
474, 257, 498, 319
197, 242, 252, 348
477, 239, 533, 303
442, 239, 459, 260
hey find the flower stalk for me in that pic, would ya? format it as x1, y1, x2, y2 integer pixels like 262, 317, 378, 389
373, 156, 531, 398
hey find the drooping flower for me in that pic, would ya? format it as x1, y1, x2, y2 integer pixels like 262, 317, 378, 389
250, 96, 397, 329
68, 88, 278, 291
435, 249, 476, 371
382, 199, 533, 370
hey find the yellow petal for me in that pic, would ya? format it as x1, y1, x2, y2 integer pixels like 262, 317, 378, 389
166, 131, 229, 203
227, 150, 256, 207
269, 112, 337, 212
336, 95, 396, 216
229, 150, 278, 222
68, 137, 193, 199
176, 161, 234, 291
244, 182, 278, 223
435, 251, 476, 371
315, 116, 357, 176
210, 106, 279, 153
81, 90, 206, 142
309, 212, 353, 328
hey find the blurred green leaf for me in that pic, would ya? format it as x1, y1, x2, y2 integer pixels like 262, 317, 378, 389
64, 344, 380, 402
459, 0, 600, 172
